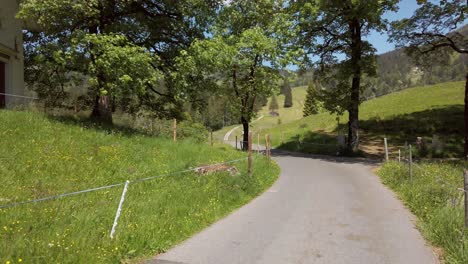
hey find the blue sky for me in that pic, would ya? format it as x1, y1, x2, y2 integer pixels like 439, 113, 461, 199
366, 0, 421, 54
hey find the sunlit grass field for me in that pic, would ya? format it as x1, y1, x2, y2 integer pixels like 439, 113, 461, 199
262, 81, 465, 158
378, 161, 468, 263
0, 111, 279, 263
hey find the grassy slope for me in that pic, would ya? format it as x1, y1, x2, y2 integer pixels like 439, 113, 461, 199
0, 111, 279, 263
213, 86, 308, 141
263, 81, 464, 157
378, 161, 468, 263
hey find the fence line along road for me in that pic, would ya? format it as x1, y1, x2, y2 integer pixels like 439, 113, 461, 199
384, 137, 468, 227
0, 157, 248, 210
0, 92, 39, 100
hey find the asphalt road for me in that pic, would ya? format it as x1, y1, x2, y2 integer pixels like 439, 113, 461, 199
150, 151, 437, 264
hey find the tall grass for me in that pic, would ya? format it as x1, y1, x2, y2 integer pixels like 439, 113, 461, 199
0, 110, 279, 263
378, 161, 468, 263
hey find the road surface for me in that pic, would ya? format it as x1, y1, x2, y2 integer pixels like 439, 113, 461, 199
150, 151, 437, 264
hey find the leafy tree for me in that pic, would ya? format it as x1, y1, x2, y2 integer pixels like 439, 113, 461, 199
389, 0, 468, 158
303, 82, 319, 117
18, 0, 220, 122
175, 0, 295, 150
269, 95, 279, 112
283, 79, 293, 108
293, 0, 398, 152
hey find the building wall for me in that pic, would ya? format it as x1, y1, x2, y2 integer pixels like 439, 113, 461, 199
0, 0, 24, 107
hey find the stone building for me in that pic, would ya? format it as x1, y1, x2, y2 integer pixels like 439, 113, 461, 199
0, 0, 24, 108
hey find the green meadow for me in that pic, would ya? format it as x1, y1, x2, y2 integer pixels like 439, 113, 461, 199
260, 81, 465, 158
0, 111, 279, 263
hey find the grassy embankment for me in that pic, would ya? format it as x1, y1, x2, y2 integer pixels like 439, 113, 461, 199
0, 111, 279, 263
261, 81, 464, 158
378, 161, 468, 263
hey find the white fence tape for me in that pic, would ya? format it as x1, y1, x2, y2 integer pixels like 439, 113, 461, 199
110, 180, 130, 239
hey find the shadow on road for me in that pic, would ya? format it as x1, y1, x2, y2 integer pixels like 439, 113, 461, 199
271, 149, 382, 167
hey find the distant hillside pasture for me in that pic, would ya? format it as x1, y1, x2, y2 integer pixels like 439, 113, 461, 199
214, 86, 308, 142
262, 81, 464, 158
0, 111, 279, 263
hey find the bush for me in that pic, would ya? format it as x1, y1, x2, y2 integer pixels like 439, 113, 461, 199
178, 121, 209, 143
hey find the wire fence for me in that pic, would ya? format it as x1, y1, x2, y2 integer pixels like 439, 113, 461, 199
0, 157, 248, 210
226, 130, 340, 154
1, 93, 272, 262
382, 137, 468, 227
0, 157, 251, 244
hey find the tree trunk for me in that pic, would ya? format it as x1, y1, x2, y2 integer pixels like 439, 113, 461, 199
347, 18, 362, 153
88, 24, 112, 124
91, 95, 113, 124
241, 115, 249, 151
464, 72, 468, 160
348, 77, 360, 152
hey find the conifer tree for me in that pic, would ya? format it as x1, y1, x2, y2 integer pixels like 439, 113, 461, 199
269, 95, 279, 113
303, 83, 319, 117
283, 80, 293, 108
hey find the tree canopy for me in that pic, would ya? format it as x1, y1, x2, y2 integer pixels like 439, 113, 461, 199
18, 0, 221, 122
174, 0, 296, 149
293, 0, 399, 151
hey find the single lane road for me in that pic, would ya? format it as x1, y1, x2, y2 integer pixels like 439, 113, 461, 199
151, 152, 437, 264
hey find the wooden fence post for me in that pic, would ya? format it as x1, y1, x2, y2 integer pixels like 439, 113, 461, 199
409, 145, 413, 182
235, 136, 238, 150
248, 133, 253, 177
265, 134, 270, 161
210, 131, 213, 146
173, 119, 177, 142
384, 137, 389, 161
464, 170, 468, 228
404, 141, 408, 161
257, 133, 260, 154
398, 149, 401, 163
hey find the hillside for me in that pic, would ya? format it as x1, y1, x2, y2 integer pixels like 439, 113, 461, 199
214, 86, 308, 141
0, 111, 279, 263
259, 81, 464, 158
291, 25, 468, 98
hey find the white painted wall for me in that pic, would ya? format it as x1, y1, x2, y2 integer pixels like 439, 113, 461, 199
0, 0, 25, 107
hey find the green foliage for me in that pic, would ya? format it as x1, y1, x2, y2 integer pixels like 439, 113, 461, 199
378, 161, 468, 263
78, 33, 162, 109
18, 0, 221, 121
388, 2, 468, 90
0, 110, 279, 263
175, 0, 296, 142
390, 1, 467, 57
290, 35, 467, 100
303, 83, 319, 117
269, 95, 279, 112
292, 0, 399, 151
387, 2, 468, 91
